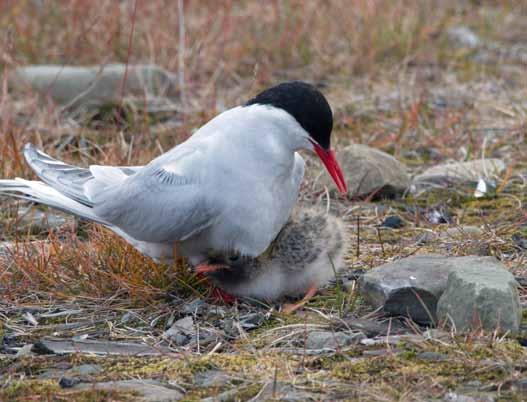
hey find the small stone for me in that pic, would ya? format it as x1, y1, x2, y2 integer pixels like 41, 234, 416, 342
447, 26, 482, 49
32, 337, 168, 356
239, 312, 266, 330
163, 316, 195, 346
181, 299, 206, 315
443, 392, 496, 402
59, 377, 80, 388
15, 344, 34, 358
358, 254, 455, 323
416, 226, 484, 245
310, 144, 410, 198
120, 312, 137, 324
426, 209, 451, 224
381, 215, 404, 229
72, 380, 183, 401
413, 159, 505, 188
437, 257, 521, 334
17, 207, 71, 234
512, 234, 527, 250
417, 351, 447, 361
67, 364, 102, 377
194, 369, 231, 388
38, 369, 67, 379
249, 382, 319, 402
442, 226, 483, 239
305, 330, 364, 349
510, 378, 527, 392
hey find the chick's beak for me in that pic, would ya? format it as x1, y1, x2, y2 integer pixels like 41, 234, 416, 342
312, 142, 347, 194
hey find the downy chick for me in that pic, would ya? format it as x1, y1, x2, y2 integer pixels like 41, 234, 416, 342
197, 206, 349, 311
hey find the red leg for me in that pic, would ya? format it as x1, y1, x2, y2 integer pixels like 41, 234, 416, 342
195, 271, 237, 304
282, 284, 318, 314
210, 287, 237, 304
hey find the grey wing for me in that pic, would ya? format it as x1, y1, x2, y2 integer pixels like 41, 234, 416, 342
23, 143, 142, 206
92, 147, 219, 243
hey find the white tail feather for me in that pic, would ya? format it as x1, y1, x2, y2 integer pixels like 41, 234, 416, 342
0, 178, 109, 225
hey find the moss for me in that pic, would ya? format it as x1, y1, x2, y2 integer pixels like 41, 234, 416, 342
333, 354, 502, 388
0, 379, 136, 401
330, 340, 526, 397
101, 357, 197, 382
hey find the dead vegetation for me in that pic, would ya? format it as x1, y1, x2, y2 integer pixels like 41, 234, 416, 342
1, 1, 527, 401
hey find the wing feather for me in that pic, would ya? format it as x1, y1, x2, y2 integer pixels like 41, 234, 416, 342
92, 144, 218, 243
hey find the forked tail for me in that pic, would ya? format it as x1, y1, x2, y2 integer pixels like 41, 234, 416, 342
0, 178, 108, 225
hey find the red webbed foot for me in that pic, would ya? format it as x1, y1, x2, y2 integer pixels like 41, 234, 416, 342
195, 271, 237, 304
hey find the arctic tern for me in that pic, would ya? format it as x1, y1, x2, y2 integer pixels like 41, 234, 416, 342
0, 81, 347, 269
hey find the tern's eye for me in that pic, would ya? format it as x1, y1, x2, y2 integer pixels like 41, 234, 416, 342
228, 254, 240, 263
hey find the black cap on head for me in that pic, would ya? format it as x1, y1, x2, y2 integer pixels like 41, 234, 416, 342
245, 81, 333, 150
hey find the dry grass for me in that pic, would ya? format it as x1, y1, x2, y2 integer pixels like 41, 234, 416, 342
1, 1, 527, 400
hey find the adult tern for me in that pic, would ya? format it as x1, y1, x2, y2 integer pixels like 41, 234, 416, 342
0, 81, 347, 268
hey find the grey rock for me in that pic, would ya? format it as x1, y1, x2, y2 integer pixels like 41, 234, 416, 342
163, 316, 194, 346
443, 226, 484, 238
426, 208, 451, 225
311, 144, 410, 198
33, 337, 169, 356
59, 377, 81, 388
447, 26, 482, 49
120, 311, 138, 324
68, 364, 102, 376
15, 344, 34, 358
507, 377, 527, 393
417, 351, 447, 362
180, 299, 206, 315
10, 64, 178, 112
249, 382, 319, 402
73, 379, 183, 401
444, 391, 496, 402
39, 364, 102, 380
413, 159, 505, 187
305, 330, 364, 349
381, 215, 405, 229
358, 254, 455, 323
194, 369, 231, 388
16, 207, 72, 234
38, 369, 67, 379
201, 388, 246, 402
239, 312, 266, 330
437, 257, 521, 333
417, 226, 484, 244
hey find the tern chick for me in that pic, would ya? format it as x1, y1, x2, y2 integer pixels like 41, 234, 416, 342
199, 206, 349, 310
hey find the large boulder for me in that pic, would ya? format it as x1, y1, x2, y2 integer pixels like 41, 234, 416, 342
437, 257, 521, 334
358, 254, 455, 323
311, 144, 410, 198
359, 254, 522, 332
10, 64, 178, 111
413, 159, 505, 187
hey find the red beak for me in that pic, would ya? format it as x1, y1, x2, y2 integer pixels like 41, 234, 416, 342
312, 143, 347, 195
